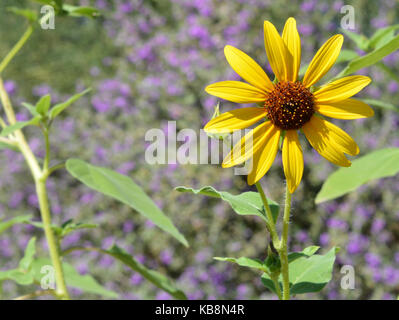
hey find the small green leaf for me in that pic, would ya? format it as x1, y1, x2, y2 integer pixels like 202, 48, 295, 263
262, 247, 338, 295
340, 29, 369, 51
49, 88, 91, 119
59, 219, 98, 237
22, 102, 40, 116
19, 237, 36, 271
36, 94, 51, 116
1, 117, 41, 137
0, 141, 19, 152
62, 5, 100, 18
7, 7, 38, 23
32, 258, 118, 298
175, 186, 279, 224
214, 257, 268, 272
288, 245, 320, 263
339, 34, 399, 77
316, 148, 399, 203
102, 245, 186, 300
0, 215, 32, 234
66, 159, 188, 247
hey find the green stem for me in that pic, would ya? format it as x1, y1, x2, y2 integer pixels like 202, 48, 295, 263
270, 274, 282, 300
0, 78, 69, 300
0, 25, 33, 74
278, 184, 292, 300
255, 182, 280, 247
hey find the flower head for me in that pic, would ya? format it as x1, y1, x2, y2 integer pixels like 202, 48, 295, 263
204, 17, 373, 193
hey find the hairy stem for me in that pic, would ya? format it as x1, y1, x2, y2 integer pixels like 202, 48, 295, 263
255, 182, 280, 247
278, 184, 292, 300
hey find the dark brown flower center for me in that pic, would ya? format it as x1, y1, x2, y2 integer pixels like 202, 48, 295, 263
265, 81, 314, 130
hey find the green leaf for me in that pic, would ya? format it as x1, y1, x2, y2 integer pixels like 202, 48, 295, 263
175, 186, 279, 223
7, 7, 38, 23
22, 102, 40, 116
339, 34, 399, 77
340, 29, 369, 51
262, 247, 338, 295
358, 98, 399, 113
316, 148, 399, 203
335, 49, 359, 64
0, 141, 19, 152
0, 269, 34, 285
288, 245, 320, 263
1, 117, 41, 137
214, 257, 268, 272
59, 219, 98, 237
0, 215, 32, 234
368, 24, 399, 49
102, 245, 186, 300
62, 5, 100, 18
19, 237, 36, 271
66, 159, 188, 247
36, 94, 51, 116
49, 88, 91, 119
31, 258, 118, 298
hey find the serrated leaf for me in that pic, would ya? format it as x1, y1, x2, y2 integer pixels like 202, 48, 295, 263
19, 237, 36, 271
262, 247, 338, 295
1, 117, 41, 137
339, 34, 399, 77
32, 258, 118, 298
102, 245, 186, 300
316, 148, 399, 203
0, 215, 32, 234
66, 159, 188, 247
214, 257, 268, 272
36, 94, 51, 115
49, 88, 91, 119
175, 186, 279, 223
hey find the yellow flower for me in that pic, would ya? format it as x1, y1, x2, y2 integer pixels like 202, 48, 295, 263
204, 17, 373, 193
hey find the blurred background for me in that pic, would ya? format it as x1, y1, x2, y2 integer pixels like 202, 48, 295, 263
0, 0, 398, 300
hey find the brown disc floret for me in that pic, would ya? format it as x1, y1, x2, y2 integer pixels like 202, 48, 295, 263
265, 81, 314, 130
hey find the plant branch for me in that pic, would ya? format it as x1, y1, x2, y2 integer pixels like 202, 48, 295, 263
0, 25, 33, 74
13, 289, 56, 300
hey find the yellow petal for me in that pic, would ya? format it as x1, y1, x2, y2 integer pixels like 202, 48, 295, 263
282, 17, 301, 82
322, 119, 359, 156
282, 130, 303, 193
302, 35, 343, 88
264, 20, 292, 82
315, 98, 374, 119
223, 121, 273, 168
247, 125, 280, 185
314, 76, 371, 103
205, 81, 267, 104
302, 116, 351, 167
224, 45, 274, 93
204, 107, 266, 133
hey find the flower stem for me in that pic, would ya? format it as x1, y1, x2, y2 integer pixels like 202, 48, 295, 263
0, 78, 69, 300
255, 182, 280, 247
278, 184, 292, 300
0, 25, 33, 74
